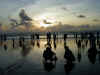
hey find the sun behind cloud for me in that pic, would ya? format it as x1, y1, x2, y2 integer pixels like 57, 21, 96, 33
33, 13, 57, 28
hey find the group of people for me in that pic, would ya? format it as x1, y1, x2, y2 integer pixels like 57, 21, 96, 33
0, 32, 100, 74
42, 32, 100, 73
42, 40, 75, 73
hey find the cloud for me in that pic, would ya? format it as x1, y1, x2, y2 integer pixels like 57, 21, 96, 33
77, 14, 86, 18
43, 20, 52, 24
9, 9, 34, 30
93, 19, 100, 22
0, 0, 39, 18
45, 24, 100, 32
61, 6, 68, 11
10, 19, 18, 25
46, 24, 75, 32
19, 9, 32, 26
19, 9, 32, 21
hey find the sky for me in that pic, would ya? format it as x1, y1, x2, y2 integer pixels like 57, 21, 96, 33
0, 0, 100, 31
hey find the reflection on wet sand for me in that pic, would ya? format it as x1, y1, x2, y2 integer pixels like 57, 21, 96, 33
64, 41, 75, 74
0, 32, 100, 74
88, 33, 97, 64
0, 59, 25, 75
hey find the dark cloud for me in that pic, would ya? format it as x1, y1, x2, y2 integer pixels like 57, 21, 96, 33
46, 24, 75, 32
45, 24, 100, 32
19, 9, 32, 21
9, 9, 33, 29
61, 7, 68, 11
77, 15, 86, 18
10, 19, 18, 25
43, 19, 52, 24
19, 9, 32, 25
93, 19, 100, 22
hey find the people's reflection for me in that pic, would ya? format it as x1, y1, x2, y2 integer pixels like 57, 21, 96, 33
76, 40, 81, 48
97, 32, 99, 45
21, 44, 32, 57
19, 37, 24, 47
43, 41, 57, 72
31, 33, 35, 40
64, 45, 75, 74
76, 40, 82, 62
85, 39, 88, 47
88, 33, 97, 64
4, 43, 7, 51
98, 52, 100, 64
53, 32, 57, 49
43, 60, 56, 72
53, 40, 57, 50
98, 40, 100, 63
31, 40, 35, 47
77, 48, 81, 62
0, 35, 3, 46
31, 33, 35, 47
0, 34, 7, 46
36, 40, 40, 48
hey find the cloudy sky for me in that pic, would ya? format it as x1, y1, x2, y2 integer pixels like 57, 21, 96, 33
0, 0, 100, 31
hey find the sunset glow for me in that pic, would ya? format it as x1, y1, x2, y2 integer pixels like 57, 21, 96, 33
33, 14, 57, 27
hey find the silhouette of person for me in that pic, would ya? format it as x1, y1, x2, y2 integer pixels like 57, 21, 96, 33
3, 34, 7, 42
64, 46, 75, 63
31, 33, 35, 46
81, 32, 86, 40
88, 33, 97, 64
53, 32, 56, 41
89, 33, 96, 48
77, 40, 82, 48
12, 38, 15, 48
64, 45, 75, 74
35, 33, 40, 40
47, 32, 51, 42
64, 39, 67, 48
43, 42, 57, 72
43, 46, 57, 62
31, 33, 35, 40
4, 44, 7, 51
64, 34, 67, 41
74, 33, 77, 39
